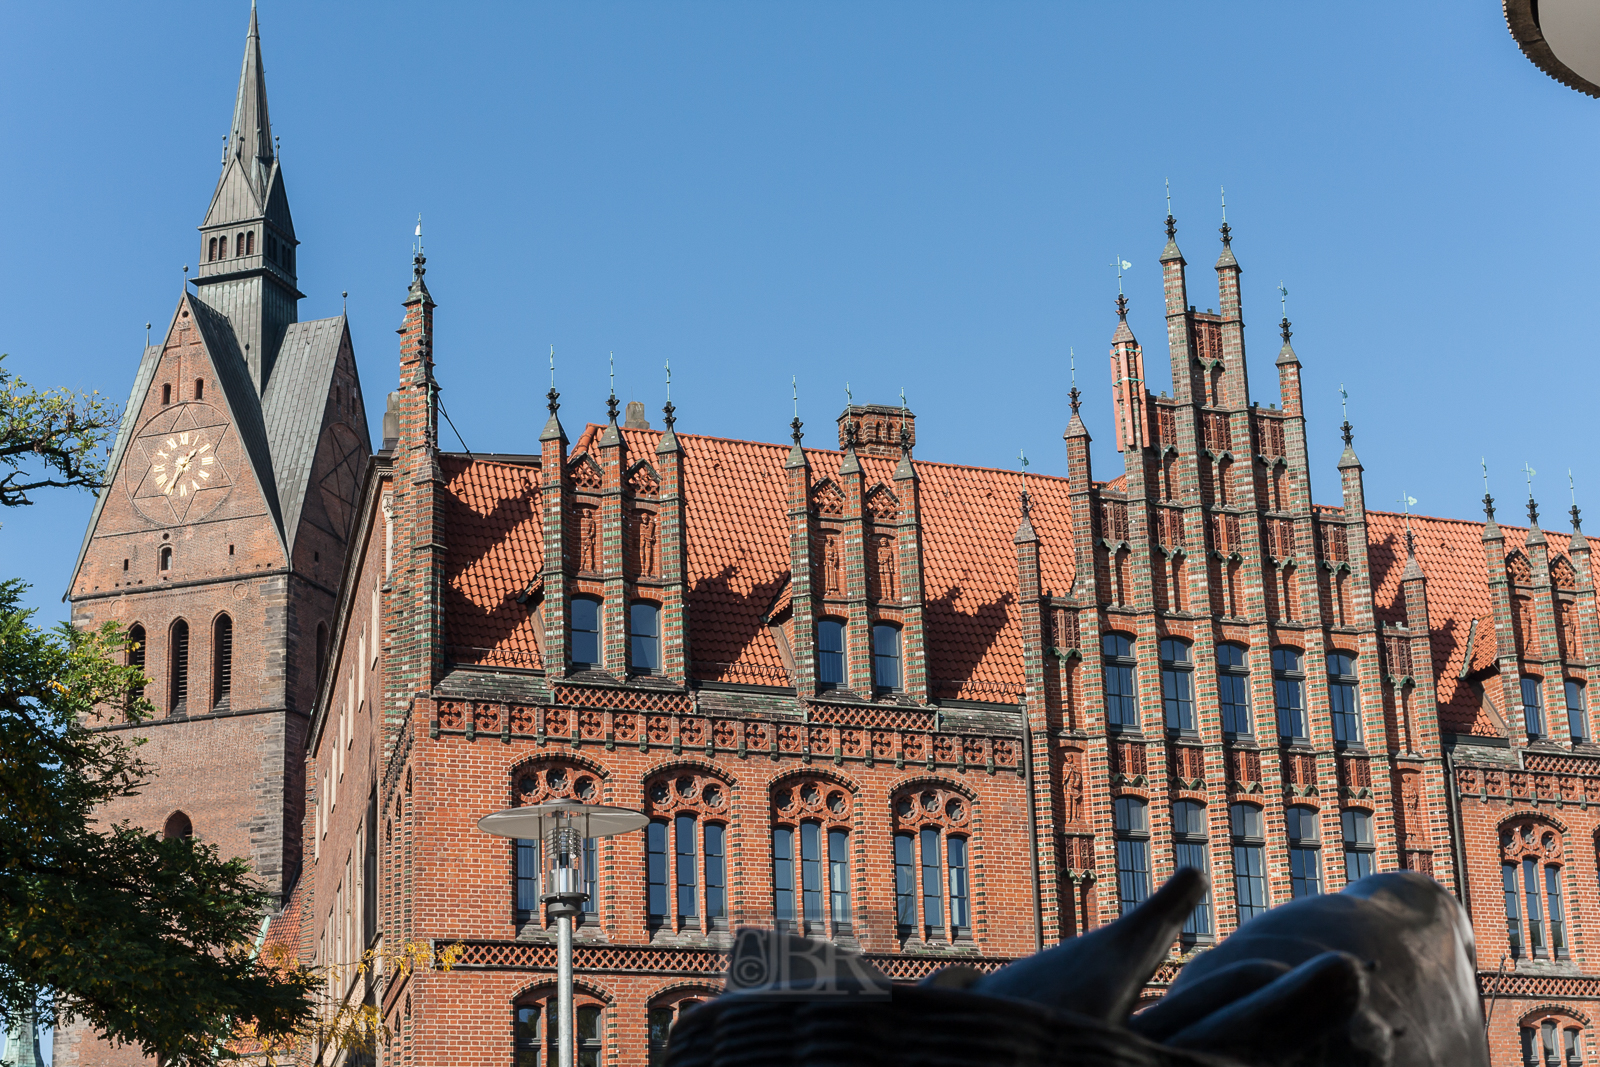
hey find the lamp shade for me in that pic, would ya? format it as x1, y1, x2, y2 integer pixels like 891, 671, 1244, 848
478, 798, 650, 841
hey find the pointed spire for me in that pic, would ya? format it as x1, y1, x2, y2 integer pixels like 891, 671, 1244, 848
1014, 470, 1038, 544
839, 416, 861, 475
227, 0, 275, 194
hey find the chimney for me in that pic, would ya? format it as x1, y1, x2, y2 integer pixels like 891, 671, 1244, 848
624, 400, 652, 429
837, 403, 914, 458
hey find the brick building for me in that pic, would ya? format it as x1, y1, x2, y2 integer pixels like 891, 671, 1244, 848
67, 11, 1600, 1067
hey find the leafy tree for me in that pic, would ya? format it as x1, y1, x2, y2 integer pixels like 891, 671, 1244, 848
0, 361, 318, 1064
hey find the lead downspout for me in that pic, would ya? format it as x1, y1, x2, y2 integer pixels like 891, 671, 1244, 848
1020, 696, 1044, 953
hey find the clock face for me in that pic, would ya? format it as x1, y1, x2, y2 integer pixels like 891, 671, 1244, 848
126, 403, 236, 525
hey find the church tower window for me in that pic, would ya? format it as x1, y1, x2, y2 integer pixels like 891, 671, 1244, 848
208, 237, 217, 261
127, 624, 146, 702
212, 614, 233, 710
169, 619, 190, 715
246, 230, 255, 255
162, 383, 172, 406
159, 546, 172, 571
194, 378, 204, 400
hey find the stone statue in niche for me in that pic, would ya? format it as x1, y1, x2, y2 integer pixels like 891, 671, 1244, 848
669, 870, 1488, 1067
1063, 750, 1084, 824
873, 534, 897, 602
633, 509, 659, 576
823, 533, 842, 595
578, 506, 599, 572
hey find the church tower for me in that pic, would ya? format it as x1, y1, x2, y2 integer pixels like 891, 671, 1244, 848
61, 21, 368, 1062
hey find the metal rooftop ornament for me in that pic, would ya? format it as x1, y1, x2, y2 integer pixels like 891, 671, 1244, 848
1165, 179, 1176, 240
1219, 186, 1232, 246
791, 377, 803, 445
1524, 463, 1540, 524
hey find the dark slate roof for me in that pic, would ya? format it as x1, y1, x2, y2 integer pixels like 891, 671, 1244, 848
189, 294, 284, 534
66, 341, 162, 596
263, 315, 346, 549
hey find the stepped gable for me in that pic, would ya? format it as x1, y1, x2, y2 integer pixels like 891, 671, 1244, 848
440, 456, 544, 670
1365, 510, 1571, 736
261, 315, 353, 548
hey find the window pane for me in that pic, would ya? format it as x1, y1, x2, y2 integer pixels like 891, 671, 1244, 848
1114, 796, 1147, 833
800, 822, 822, 925
1172, 800, 1205, 839
1176, 839, 1212, 937
704, 824, 726, 921
675, 815, 698, 917
1162, 665, 1194, 732
1233, 843, 1267, 920
828, 829, 851, 926
583, 837, 597, 915
818, 620, 845, 686
1564, 1028, 1579, 1067
1103, 633, 1132, 657
1567, 681, 1587, 741
893, 833, 916, 928
646, 821, 668, 918
648, 1007, 673, 1066
1229, 803, 1262, 840
1220, 672, 1252, 735
1504, 864, 1524, 957
1217, 643, 1245, 668
1275, 677, 1305, 740
1330, 681, 1361, 745
1345, 847, 1374, 882
1543, 1022, 1559, 1067
1272, 648, 1301, 672
572, 598, 601, 667
1289, 844, 1322, 897
1116, 837, 1151, 914
1546, 866, 1566, 957
773, 828, 795, 922
1523, 678, 1546, 738
873, 625, 901, 690
516, 839, 541, 912
631, 603, 660, 673
948, 836, 970, 932
921, 828, 944, 933
1105, 663, 1138, 727
1524, 857, 1545, 953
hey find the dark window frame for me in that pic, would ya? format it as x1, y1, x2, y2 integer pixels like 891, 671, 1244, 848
570, 596, 603, 669
1327, 652, 1362, 747
1113, 796, 1151, 915
1172, 799, 1212, 943
1522, 677, 1547, 739
1217, 642, 1252, 737
629, 601, 660, 675
1272, 647, 1308, 744
1230, 803, 1268, 921
872, 623, 902, 692
1286, 805, 1322, 898
1340, 808, 1375, 883
1565, 679, 1588, 742
817, 618, 846, 689
1160, 638, 1196, 735
1102, 633, 1140, 733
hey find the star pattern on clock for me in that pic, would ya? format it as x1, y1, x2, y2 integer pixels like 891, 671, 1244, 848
128, 403, 236, 525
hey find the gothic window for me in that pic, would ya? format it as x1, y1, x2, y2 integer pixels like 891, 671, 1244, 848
772, 778, 853, 936
872, 624, 901, 691
1567, 680, 1588, 742
207, 237, 217, 261
1218, 643, 1252, 736
1523, 677, 1547, 740
891, 784, 972, 940
163, 811, 193, 840
1102, 633, 1139, 731
1522, 1018, 1584, 1067
570, 597, 602, 669
159, 545, 172, 571
1287, 806, 1322, 897
513, 765, 601, 922
514, 996, 602, 1067
246, 230, 255, 255
1172, 800, 1212, 943
235, 232, 245, 257
212, 614, 232, 711
817, 619, 845, 688
193, 378, 204, 400
630, 602, 660, 675
648, 996, 709, 1066
161, 383, 172, 406
1502, 819, 1567, 959
1328, 652, 1361, 746
1273, 648, 1307, 743
126, 624, 147, 702
644, 770, 730, 930
1341, 809, 1375, 881
1160, 638, 1194, 733
169, 619, 190, 715
1230, 804, 1267, 921
1113, 796, 1150, 915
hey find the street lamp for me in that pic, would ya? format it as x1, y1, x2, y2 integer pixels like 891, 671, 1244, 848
479, 798, 648, 1067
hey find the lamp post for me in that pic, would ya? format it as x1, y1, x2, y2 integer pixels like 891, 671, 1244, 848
479, 799, 648, 1067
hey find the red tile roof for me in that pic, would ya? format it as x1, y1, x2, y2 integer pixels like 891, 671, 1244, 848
439, 425, 1073, 699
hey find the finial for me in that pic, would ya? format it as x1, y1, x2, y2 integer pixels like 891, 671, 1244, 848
275, 134, 280, 160
844, 417, 858, 451
1019, 449, 1032, 518
665, 358, 672, 401
145, 322, 151, 347
1340, 417, 1353, 448
662, 359, 675, 429
1069, 384, 1082, 416
342, 290, 348, 313
1165, 179, 1175, 239
608, 351, 617, 408
1111, 256, 1130, 295
1278, 282, 1288, 317
846, 381, 852, 406
1219, 186, 1231, 247
1398, 493, 1418, 556
791, 376, 803, 444
898, 389, 912, 454
1115, 292, 1129, 321
1524, 463, 1539, 524
1070, 347, 1076, 386
549, 346, 556, 389
414, 215, 423, 256
1339, 383, 1349, 421
547, 347, 560, 415
182, 264, 189, 291
221, 134, 228, 166
412, 215, 426, 279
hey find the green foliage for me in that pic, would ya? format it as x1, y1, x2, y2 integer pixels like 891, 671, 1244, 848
0, 354, 119, 508
0, 583, 318, 1064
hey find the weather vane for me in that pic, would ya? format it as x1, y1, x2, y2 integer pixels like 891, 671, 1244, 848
1278, 282, 1288, 316
792, 375, 799, 417
549, 346, 555, 389
899, 387, 907, 413
1220, 186, 1227, 223
1339, 383, 1348, 421
414, 214, 423, 256
1481, 457, 1489, 493
665, 358, 672, 401
1111, 256, 1131, 294
1070, 347, 1076, 386
609, 352, 615, 398
846, 382, 852, 405
1570, 469, 1577, 504
1524, 463, 1538, 496
1165, 178, 1172, 219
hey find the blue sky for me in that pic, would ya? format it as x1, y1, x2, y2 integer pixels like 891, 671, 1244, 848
1, 1, 1596, 628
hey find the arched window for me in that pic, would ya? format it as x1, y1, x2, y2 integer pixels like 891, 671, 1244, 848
872, 623, 901, 691
1217, 643, 1252, 736
316, 622, 329, 685
169, 619, 190, 715
1341, 809, 1375, 881
162, 811, 193, 839
159, 545, 172, 571
513, 766, 601, 924
1160, 638, 1194, 733
235, 232, 245, 258
194, 378, 204, 400
1523, 677, 1547, 740
1229, 803, 1267, 920
1328, 652, 1361, 745
245, 230, 255, 255
891, 784, 971, 940
1566, 680, 1588, 742
161, 383, 172, 406
1522, 1016, 1584, 1067
648, 996, 708, 1067
208, 237, 217, 261
1172, 800, 1211, 942
1113, 796, 1150, 914
816, 618, 845, 688
772, 778, 852, 936
212, 614, 233, 710
1272, 648, 1306, 742
513, 995, 602, 1067
571, 597, 602, 669
630, 602, 659, 675
127, 624, 147, 702
644, 770, 729, 931
1287, 806, 1322, 897
1102, 633, 1138, 730
1502, 819, 1567, 959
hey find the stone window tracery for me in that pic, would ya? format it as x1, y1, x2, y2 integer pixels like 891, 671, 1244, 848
1501, 817, 1567, 960
891, 783, 973, 941
771, 776, 854, 936
644, 768, 730, 931
513, 762, 603, 922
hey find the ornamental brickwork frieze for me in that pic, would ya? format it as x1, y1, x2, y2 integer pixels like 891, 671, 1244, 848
1226, 746, 1263, 795
1499, 817, 1563, 864
1111, 739, 1148, 790
1282, 751, 1319, 798
515, 760, 604, 806
1167, 742, 1206, 792
771, 775, 854, 829
644, 767, 732, 821
1337, 753, 1373, 800
890, 781, 974, 834
1098, 498, 1130, 545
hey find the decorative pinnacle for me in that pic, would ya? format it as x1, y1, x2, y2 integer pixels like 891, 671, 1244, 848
662, 400, 676, 430
1165, 178, 1173, 238
606, 392, 620, 424
898, 389, 911, 453
1166, 214, 1176, 240
1069, 385, 1082, 416
1524, 462, 1539, 524
1571, 470, 1581, 530
1573, 503, 1583, 531
1484, 493, 1496, 521
1116, 293, 1129, 321
1020, 489, 1033, 520
790, 416, 804, 445
844, 418, 859, 451
1219, 185, 1231, 246
1529, 497, 1541, 526
546, 387, 561, 416
1280, 317, 1292, 343
1341, 420, 1353, 448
